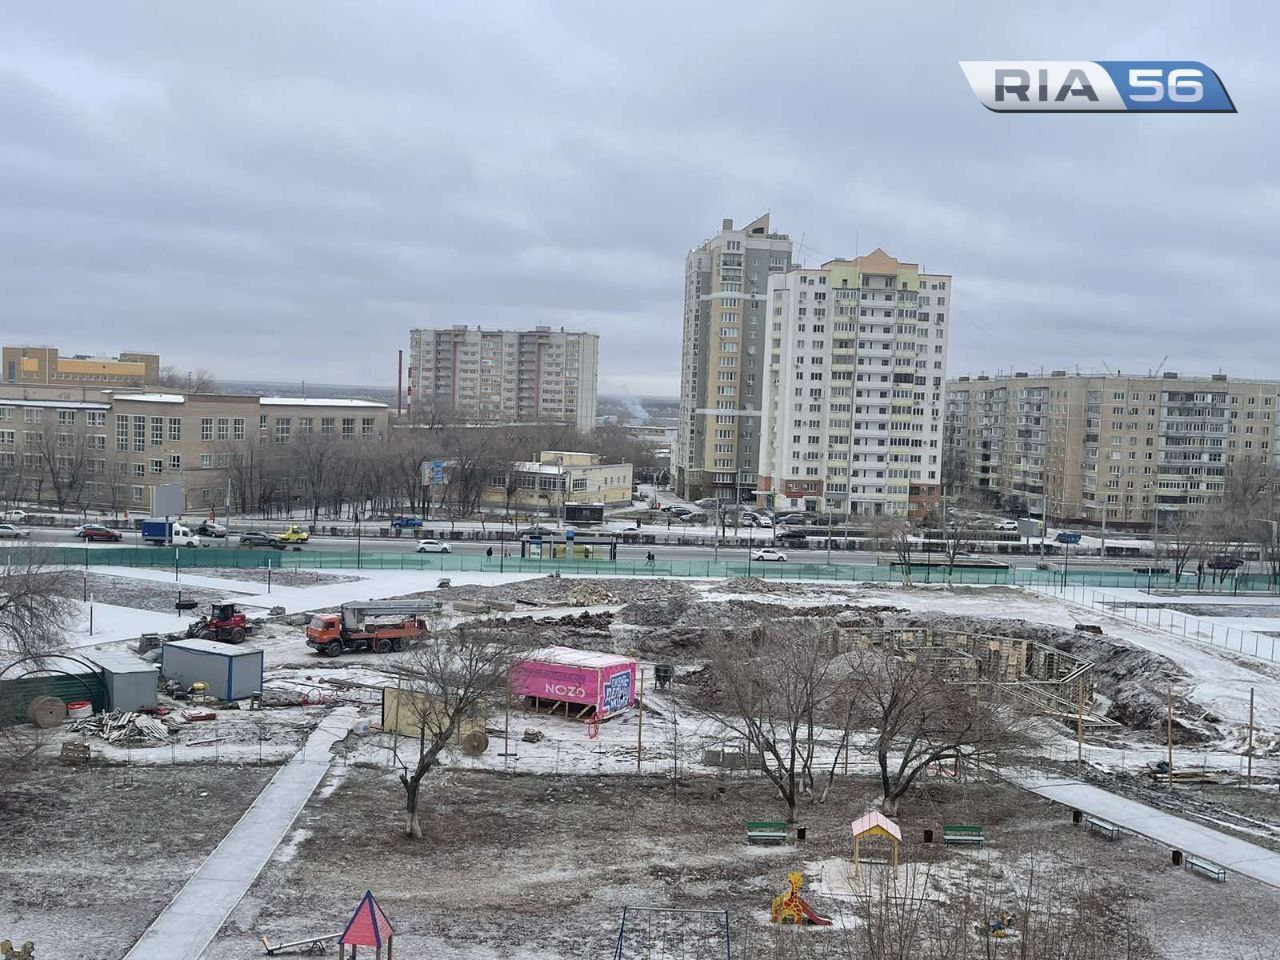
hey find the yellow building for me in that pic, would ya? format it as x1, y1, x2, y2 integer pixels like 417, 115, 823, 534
480, 450, 633, 512
3, 346, 160, 387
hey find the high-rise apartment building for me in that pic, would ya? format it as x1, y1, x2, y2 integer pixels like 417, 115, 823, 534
674, 215, 793, 500
944, 371, 1280, 528
3, 345, 160, 386
407, 325, 598, 432
757, 249, 951, 518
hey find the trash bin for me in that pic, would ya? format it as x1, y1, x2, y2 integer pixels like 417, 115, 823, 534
796, 826, 806, 843
923, 829, 934, 844
1072, 810, 1083, 826
1172, 850, 1183, 866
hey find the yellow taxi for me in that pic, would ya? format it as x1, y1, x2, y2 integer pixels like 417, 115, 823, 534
279, 523, 310, 543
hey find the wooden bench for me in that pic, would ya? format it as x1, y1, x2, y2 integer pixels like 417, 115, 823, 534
943, 824, 986, 846
1184, 854, 1227, 883
1085, 816, 1121, 841
746, 820, 789, 845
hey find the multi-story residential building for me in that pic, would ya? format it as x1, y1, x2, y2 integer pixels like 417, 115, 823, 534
407, 325, 598, 432
757, 249, 951, 518
3, 345, 160, 387
674, 215, 793, 501
945, 371, 1280, 528
0, 385, 388, 515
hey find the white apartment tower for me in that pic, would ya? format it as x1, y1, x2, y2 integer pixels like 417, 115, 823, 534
758, 249, 951, 518
674, 214, 793, 500
407, 325, 598, 432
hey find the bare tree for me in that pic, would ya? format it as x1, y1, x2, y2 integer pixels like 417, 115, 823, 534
154, 366, 217, 393
866, 517, 917, 587
395, 622, 522, 839
1164, 509, 1211, 583
704, 625, 841, 823
939, 505, 978, 587
847, 646, 1019, 816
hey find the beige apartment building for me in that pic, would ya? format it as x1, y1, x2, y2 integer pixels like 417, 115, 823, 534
945, 371, 1280, 528
479, 450, 633, 512
407, 325, 598, 432
758, 250, 952, 518
674, 214, 794, 501
0, 384, 388, 515
3, 345, 160, 387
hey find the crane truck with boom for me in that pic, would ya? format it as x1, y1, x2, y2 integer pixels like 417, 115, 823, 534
305, 600, 441, 657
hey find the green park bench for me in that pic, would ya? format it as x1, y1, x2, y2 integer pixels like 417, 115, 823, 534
1184, 854, 1227, 882
745, 820, 789, 845
943, 824, 986, 846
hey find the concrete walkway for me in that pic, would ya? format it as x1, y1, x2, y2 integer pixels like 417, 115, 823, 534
124, 707, 357, 960
1018, 771, 1280, 888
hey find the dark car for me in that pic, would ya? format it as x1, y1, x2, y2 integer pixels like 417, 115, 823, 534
77, 523, 123, 543
776, 529, 810, 541
391, 516, 424, 529
517, 525, 559, 537
240, 531, 285, 549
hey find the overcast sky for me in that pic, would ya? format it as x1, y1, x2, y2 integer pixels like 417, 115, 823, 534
1, 3, 1274, 397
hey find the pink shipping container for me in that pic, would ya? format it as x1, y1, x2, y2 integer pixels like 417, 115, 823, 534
511, 646, 637, 719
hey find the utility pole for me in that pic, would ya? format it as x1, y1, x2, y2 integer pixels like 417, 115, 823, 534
1247, 686, 1255, 787
1076, 676, 1084, 771
636, 668, 644, 773
1166, 684, 1174, 787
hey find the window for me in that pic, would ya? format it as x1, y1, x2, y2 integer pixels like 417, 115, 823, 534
23, 408, 42, 424
342, 417, 355, 437
58, 409, 77, 426
150, 458, 163, 474
259, 414, 268, 431
169, 454, 181, 470
133, 463, 145, 478
299, 417, 314, 435
275, 417, 291, 444
116, 415, 129, 451
321, 417, 335, 436
572, 478, 588, 492
150, 416, 163, 445
361, 417, 375, 437
200, 453, 213, 469
132, 485, 146, 504
167, 417, 182, 441
201, 417, 213, 442
217, 417, 229, 441
132, 415, 146, 452
233, 418, 245, 441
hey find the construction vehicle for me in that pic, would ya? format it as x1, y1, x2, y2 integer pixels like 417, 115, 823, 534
279, 524, 310, 543
186, 601, 252, 644
304, 600, 441, 657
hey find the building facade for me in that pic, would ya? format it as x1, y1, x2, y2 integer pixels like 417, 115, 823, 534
3, 345, 160, 387
0, 385, 388, 515
757, 249, 951, 518
674, 215, 794, 501
480, 451, 633, 512
407, 325, 598, 432
945, 371, 1280, 527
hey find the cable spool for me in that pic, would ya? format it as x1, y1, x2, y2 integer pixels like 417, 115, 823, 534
66, 700, 93, 720
461, 731, 490, 756
27, 695, 68, 728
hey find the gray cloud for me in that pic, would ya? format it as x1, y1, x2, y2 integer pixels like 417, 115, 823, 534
0, 1, 1273, 394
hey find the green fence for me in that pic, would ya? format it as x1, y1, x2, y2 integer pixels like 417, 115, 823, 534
25, 545, 1280, 592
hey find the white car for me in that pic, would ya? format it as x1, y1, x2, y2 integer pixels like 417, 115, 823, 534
0, 523, 30, 539
415, 539, 452, 554
2, 510, 27, 523
613, 522, 641, 533
752, 548, 787, 562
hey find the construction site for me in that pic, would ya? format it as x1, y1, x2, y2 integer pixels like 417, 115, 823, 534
2, 566, 1280, 960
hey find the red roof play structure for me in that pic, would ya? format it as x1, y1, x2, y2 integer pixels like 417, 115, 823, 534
339, 890, 396, 959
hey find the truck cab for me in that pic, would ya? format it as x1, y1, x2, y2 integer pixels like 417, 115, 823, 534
279, 524, 310, 542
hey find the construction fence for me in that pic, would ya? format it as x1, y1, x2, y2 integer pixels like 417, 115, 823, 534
20, 544, 1280, 593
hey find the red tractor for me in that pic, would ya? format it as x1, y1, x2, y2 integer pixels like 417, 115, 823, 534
187, 601, 252, 644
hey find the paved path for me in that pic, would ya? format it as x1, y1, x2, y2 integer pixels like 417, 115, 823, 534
124, 707, 357, 960
1017, 771, 1280, 888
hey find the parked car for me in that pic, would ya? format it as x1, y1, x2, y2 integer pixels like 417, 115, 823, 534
751, 548, 788, 562
0, 523, 29, 539
776, 529, 809, 542
775, 513, 806, 526
2, 510, 27, 523
694, 497, 720, 509
677, 510, 709, 524
612, 522, 641, 533
240, 531, 285, 549
197, 520, 228, 538
414, 539, 452, 554
391, 516, 424, 529
994, 519, 1020, 531
76, 523, 122, 542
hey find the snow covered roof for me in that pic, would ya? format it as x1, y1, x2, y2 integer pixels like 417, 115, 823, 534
520, 645, 636, 670
0, 399, 111, 410
164, 638, 263, 657
112, 393, 186, 403
851, 810, 901, 841
259, 397, 387, 408
82, 648, 159, 675
512, 461, 565, 475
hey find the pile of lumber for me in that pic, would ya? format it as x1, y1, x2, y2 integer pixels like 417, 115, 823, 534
66, 709, 175, 744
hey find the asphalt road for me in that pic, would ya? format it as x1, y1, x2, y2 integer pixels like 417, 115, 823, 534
20, 526, 1162, 571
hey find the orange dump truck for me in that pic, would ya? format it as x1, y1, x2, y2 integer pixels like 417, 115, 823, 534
305, 600, 439, 657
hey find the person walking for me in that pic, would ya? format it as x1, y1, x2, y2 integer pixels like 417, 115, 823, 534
486, 546, 493, 558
